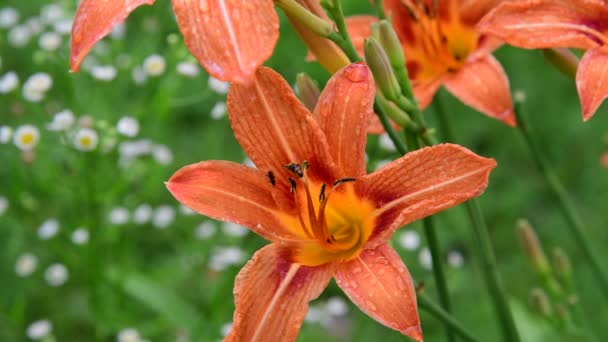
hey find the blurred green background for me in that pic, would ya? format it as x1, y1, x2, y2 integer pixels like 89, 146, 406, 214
1, 0, 607, 341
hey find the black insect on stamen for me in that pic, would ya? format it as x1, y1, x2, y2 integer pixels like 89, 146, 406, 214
319, 183, 327, 202
267, 171, 276, 186
333, 177, 356, 186
284, 163, 304, 178
288, 178, 297, 193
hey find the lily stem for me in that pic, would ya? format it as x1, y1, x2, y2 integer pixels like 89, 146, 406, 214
513, 103, 608, 298
322, 0, 363, 63
418, 294, 479, 342
434, 95, 521, 342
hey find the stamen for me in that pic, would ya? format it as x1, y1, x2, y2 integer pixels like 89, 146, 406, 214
333, 177, 356, 186
288, 177, 297, 193
267, 171, 276, 186
284, 163, 304, 178
319, 183, 326, 202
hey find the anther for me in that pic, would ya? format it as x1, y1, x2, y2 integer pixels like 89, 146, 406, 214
284, 163, 304, 178
319, 183, 327, 202
288, 178, 297, 193
267, 171, 276, 186
333, 177, 356, 186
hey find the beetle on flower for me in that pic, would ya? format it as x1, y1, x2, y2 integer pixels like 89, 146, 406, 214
166, 63, 496, 341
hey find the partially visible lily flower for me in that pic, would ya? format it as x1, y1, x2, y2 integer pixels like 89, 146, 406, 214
345, 0, 515, 125
166, 63, 496, 340
478, 0, 608, 121
70, 0, 279, 83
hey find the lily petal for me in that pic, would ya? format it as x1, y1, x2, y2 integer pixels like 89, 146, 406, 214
227, 244, 334, 342
444, 55, 515, 126
172, 0, 279, 84
358, 144, 496, 246
345, 15, 377, 57
166, 161, 305, 242
335, 244, 422, 341
70, 0, 154, 71
314, 63, 375, 177
413, 77, 444, 110
228, 67, 338, 186
577, 47, 608, 121
478, 0, 607, 50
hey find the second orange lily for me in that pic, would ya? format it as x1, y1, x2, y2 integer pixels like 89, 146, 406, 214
345, 0, 516, 125
70, 0, 279, 84
166, 63, 496, 341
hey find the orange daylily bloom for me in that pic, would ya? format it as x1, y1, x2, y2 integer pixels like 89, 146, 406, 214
346, 0, 516, 126
70, 0, 278, 83
166, 63, 497, 341
478, 0, 608, 121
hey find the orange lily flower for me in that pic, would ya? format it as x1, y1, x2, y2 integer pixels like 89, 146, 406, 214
166, 63, 497, 341
346, 0, 516, 126
478, 0, 608, 121
70, 0, 278, 83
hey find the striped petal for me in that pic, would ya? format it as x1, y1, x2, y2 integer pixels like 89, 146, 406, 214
172, 0, 279, 84
357, 144, 496, 247
226, 244, 334, 342
70, 0, 154, 71
335, 244, 422, 340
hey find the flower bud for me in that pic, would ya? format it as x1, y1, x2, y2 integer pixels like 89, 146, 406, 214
517, 219, 550, 276
542, 48, 578, 80
552, 247, 572, 289
364, 37, 401, 101
371, 20, 405, 71
529, 288, 553, 318
296, 73, 320, 112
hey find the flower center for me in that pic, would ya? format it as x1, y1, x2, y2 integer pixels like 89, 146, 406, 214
279, 161, 376, 266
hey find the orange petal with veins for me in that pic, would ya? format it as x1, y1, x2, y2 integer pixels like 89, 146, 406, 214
413, 77, 444, 110
228, 67, 339, 187
444, 55, 515, 126
358, 144, 496, 246
335, 244, 422, 341
478, 0, 607, 50
166, 161, 305, 242
314, 63, 375, 177
577, 47, 608, 121
172, 0, 279, 84
226, 244, 334, 342
70, 0, 155, 71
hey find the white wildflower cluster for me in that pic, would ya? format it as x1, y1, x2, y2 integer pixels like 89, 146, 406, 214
208, 76, 229, 94
118, 139, 173, 167
116, 116, 140, 138
305, 296, 350, 328
176, 61, 200, 77
152, 205, 176, 229
44, 263, 68, 286
90, 65, 118, 81
71, 228, 89, 245
221, 222, 248, 238
208, 246, 246, 271
46, 109, 75, 131
1, 4, 71, 51
22, 72, 52, 102
26, 320, 52, 340
15, 253, 38, 277
38, 218, 59, 240
108, 204, 178, 228
0, 71, 19, 94
117, 328, 145, 342
195, 222, 217, 240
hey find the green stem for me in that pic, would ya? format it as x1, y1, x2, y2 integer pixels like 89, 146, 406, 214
322, 1, 362, 62
513, 104, 608, 298
373, 0, 387, 20
418, 294, 479, 342
434, 96, 521, 342
373, 97, 408, 155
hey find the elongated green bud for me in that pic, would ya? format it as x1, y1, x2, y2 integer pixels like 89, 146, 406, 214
371, 20, 405, 71
542, 48, 579, 80
364, 37, 402, 102
517, 219, 550, 276
295, 73, 321, 112
552, 247, 573, 289
529, 288, 553, 318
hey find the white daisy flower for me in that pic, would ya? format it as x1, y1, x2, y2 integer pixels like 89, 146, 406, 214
210, 102, 226, 120
38, 31, 62, 51
151, 144, 173, 165
194, 222, 216, 240
25, 17, 43, 35
326, 296, 349, 317
117, 328, 141, 342
110, 23, 126, 40
13, 125, 40, 151
109, 207, 129, 225
131, 66, 147, 85
0, 126, 13, 144
73, 128, 98, 151
22, 72, 52, 102
41, 4, 64, 24
176, 61, 199, 77
0, 7, 19, 29
398, 230, 421, 251
90, 65, 117, 81
8, 25, 31, 47
47, 109, 75, 131
143, 54, 166, 77
15, 253, 37, 277
133, 204, 153, 224
447, 250, 465, 269
0, 71, 19, 94
71, 228, 89, 245
44, 263, 68, 287
208, 76, 229, 94
37, 218, 59, 240
209, 247, 246, 271
152, 205, 175, 229
418, 247, 433, 270
53, 18, 72, 34
26, 320, 52, 340
116, 116, 139, 138
222, 222, 248, 238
